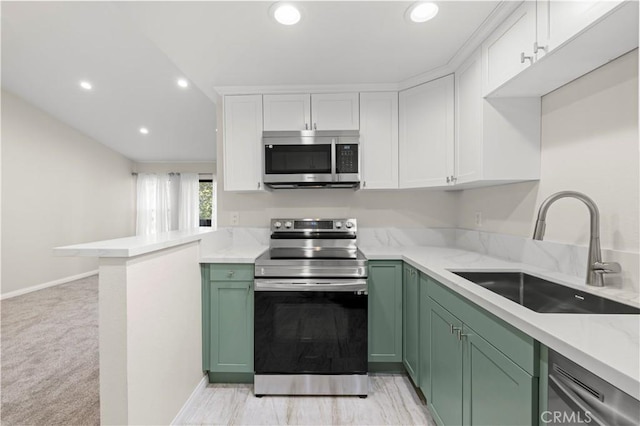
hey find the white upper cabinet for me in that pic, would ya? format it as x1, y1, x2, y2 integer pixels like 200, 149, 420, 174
485, 0, 637, 97
536, 0, 623, 58
399, 75, 454, 189
455, 52, 483, 185
311, 93, 360, 130
454, 49, 541, 188
262, 92, 359, 130
263, 94, 311, 131
223, 95, 264, 192
482, 1, 537, 95
360, 92, 399, 190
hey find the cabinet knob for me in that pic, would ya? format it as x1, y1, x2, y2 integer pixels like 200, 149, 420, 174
305, 123, 309, 130
313, 123, 317, 130
227, 271, 235, 277
520, 52, 533, 64
363, 181, 367, 188
258, 182, 261, 189
446, 176, 451, 183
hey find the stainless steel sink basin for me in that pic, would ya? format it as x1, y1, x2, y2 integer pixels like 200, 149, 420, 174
450, 271, 640, 314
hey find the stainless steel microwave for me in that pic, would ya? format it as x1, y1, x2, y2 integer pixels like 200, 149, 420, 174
262, 130, 360, 189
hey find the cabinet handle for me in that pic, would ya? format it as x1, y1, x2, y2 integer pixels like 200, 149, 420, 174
446, 176, 451, 183
257, 182, 261, 189
313, 123, 317, 130
520, 52, 533, 64
305, 123, 309, 130
363, 181, 367, 188
452, 176, 457, 183
456, 329, 469, 341
533, 42, 547, 54
451, 325, 461, 335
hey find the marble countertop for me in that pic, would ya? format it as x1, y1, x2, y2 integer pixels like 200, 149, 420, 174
54, 228, 215, 258
198, 239, 639, 398
361, 245, 640, 400
200, 245, 267, 263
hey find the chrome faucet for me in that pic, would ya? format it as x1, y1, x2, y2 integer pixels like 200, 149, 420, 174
532, 191, 621, 287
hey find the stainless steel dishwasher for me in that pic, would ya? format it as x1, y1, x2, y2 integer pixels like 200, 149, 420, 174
546, 350, 640, 425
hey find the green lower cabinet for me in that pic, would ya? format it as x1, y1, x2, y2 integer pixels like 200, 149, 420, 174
202, 264, 254, 379
368, 261, 403, 363
429, 301, 464, 426
463, 326, 537, 425
209, 280, 254, 372
418, 272, 431, 400
425, 274, 539, 426
403, 264, 420, 383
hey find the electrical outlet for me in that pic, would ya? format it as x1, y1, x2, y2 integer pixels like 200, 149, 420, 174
230, 212, 240, 226
474, 212, 482, 228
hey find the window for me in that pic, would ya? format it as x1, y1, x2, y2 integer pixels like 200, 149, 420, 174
199, 179, 216, 228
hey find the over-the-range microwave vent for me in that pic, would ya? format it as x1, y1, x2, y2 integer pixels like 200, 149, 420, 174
265, 182, 360, 190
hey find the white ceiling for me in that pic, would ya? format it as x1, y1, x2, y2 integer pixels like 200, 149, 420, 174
1, 1, 504, 162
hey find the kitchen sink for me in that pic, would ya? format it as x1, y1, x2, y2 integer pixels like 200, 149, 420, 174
450, 271, 640, 314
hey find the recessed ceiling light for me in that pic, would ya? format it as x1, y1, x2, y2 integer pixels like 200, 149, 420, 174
79, 81, 93, 90
177, 78, 189, 88
139, 127, 149, 135
270, 2, 301, 26
407, 2, 439, 23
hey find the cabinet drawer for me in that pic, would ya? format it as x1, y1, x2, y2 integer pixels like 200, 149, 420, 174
210, 264, 254, 282
426, 276, 538, 376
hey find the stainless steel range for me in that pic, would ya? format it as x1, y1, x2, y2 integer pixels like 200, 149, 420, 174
254, 218, 368, 397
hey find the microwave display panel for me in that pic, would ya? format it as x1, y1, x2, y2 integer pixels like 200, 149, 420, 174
265, 144, 332, 175
336, 144, 358, 174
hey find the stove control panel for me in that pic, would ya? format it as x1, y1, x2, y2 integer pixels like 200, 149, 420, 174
270, 218, 357, 233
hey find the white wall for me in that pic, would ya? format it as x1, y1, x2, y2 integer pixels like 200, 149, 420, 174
1, 90, 135, 296
456, 49, 638, 254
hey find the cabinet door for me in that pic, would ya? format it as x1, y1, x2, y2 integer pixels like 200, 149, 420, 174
223, 95, 264, 191
418, 273, 431, 400
429, 302, 464, 426
454, 51, 483, 185
263, 94, 311, 131
483, 1, 537, 94
360, 92, 399, 190
311, 93, 359, 130
402, 264, 420, 383
209, 280, 254, 373
537, 0, 623, 58
368, 261, 403, 362
463, 325, 536, 426
399, 75, 454, 188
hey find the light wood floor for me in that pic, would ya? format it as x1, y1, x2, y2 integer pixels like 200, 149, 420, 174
177, 374, 436, 425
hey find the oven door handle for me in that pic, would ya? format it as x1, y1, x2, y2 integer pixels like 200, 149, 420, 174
254, 279, 367, 292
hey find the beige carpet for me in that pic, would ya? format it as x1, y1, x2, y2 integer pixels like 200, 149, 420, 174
1, 275, 100, 425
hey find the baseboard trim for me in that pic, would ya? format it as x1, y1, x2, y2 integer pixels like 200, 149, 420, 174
171, 374, 208, 425
0, 270, 99, 300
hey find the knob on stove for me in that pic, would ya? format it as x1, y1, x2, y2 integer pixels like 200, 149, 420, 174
274, 221, 282, 229
335, 221, 342, 229
345, 221, 354, 229
284, 221, 293, 229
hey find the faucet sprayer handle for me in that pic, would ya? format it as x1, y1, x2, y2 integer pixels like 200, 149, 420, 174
592, 261, 622, 274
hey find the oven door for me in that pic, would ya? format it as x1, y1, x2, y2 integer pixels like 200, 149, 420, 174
254, 279, 368, 375
263, 137, 334, 184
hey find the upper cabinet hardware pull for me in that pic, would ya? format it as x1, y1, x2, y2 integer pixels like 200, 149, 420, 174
533, 42, 547, 54
520, 52, 533, 64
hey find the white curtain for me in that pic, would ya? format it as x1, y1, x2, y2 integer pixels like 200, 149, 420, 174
178, 173, 200, 230
136, 173, 200, 236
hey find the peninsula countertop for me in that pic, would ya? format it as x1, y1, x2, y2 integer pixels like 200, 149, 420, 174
54, 228, 215, 258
